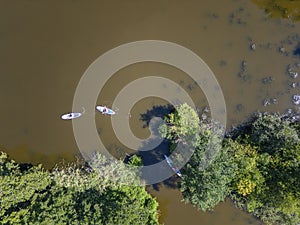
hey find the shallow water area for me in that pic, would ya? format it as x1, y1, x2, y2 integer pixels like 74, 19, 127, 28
1, 0, 300, 224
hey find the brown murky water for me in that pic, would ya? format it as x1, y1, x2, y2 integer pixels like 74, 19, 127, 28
149, 185, 261, 225
1, 0, 300, 224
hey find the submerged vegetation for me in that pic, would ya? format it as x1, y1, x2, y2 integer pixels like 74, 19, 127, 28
159, 104, 300, 225
0, 152, 160, 225
252, 0, 300, 21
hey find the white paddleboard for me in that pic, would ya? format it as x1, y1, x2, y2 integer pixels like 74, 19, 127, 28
61, 112, 82, 120
96, 106, 116, 115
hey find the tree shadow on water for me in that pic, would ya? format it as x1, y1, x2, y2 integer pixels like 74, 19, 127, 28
137, 104, 181, 191
137, 141, 180, 191
140, 104, 174, 127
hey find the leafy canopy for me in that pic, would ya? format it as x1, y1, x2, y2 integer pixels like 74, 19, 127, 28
230, 113, 300, 225
159, 103, 231, 211
160, 105, 300, 225
0, 152, 160, 225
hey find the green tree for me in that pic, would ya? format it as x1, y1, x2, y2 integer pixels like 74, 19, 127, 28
0, 151, 160, 225
159, 103, 232, 211
230, 113, 300, 225
159, 103, 200, 147
127, 154, 143, 166
245, 113, 299, 155
0, 152, 52, 224
226, 140, 265, 198
180, 145, 234, 211
160, 105, 300, 225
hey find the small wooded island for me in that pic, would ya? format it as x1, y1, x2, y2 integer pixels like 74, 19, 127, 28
159, 103, 300, 225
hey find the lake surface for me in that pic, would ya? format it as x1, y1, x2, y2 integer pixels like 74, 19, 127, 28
1, 0, 300, 224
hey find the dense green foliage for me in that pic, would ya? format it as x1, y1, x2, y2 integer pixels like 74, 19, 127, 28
226, 141, 265, 197
180, 144, 234, 211
127, 154, 143, 167
230, 113, 300, 225
159, 104, 300, 225
159, 103, 232, 211
0, 152, 160, 225
159, 103, 200, 146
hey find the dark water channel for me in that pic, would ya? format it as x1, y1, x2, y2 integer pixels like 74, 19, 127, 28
1, 1, 300, 224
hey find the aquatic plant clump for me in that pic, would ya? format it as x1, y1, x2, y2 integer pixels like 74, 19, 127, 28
252, 0, 300, 21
